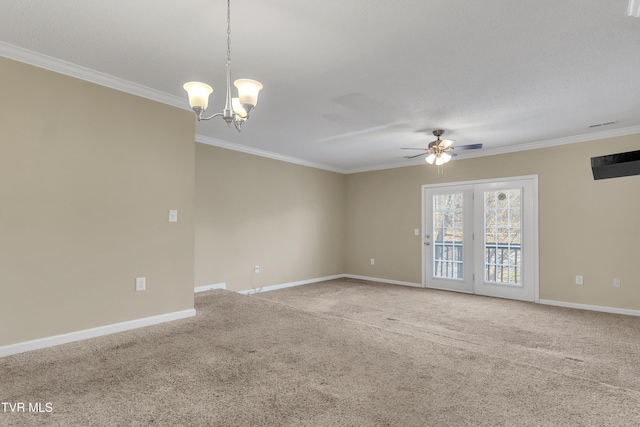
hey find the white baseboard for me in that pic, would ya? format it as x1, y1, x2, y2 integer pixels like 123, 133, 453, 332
238, 274, 422, 295
194, 282, 227, 293
238, 274, 345, 295
237, 273, 640, 318
539, 299, 640, 317
343, 274, 423, 288
0, 308, 196, 358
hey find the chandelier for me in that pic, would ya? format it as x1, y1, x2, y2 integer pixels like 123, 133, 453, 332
183, 0, 263, 131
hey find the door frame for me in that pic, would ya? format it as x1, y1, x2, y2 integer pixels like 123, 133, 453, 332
421, 175, 539, 303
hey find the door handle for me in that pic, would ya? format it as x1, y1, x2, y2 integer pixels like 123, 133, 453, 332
425, 242, 430, 246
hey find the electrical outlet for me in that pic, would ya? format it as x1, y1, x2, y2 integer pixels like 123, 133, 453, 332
254, 265, 260, 273
136, 277, 146, 291
370, 258, 375, 265
575, 275, 583, 285
168, 210, 178, 223
613, 278, 621, 288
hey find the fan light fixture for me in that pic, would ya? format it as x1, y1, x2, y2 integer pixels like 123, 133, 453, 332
183, 0, 263, 131
424, 131, 453, 165
426, 150, 452, 165
402, 129, 483, 172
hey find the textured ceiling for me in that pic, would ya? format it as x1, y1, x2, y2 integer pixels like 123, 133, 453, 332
1, 0, 639, 172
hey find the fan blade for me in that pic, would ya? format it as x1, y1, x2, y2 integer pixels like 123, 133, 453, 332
454, 143, 483, 150
404, 152, 428, 159
401, 147, 428, 150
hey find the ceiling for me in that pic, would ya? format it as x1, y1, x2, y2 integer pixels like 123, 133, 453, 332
1, 0, 639, 173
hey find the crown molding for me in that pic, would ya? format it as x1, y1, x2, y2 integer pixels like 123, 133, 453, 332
454, 124, 640, 160
0, 42, 344, 173
201, 125, 640, 175
344, 125, 640, 174
3, 42, 638, 175
196, 134, 345, 174
0, 41, 188, 110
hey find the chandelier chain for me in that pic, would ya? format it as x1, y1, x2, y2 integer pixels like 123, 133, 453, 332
226, 0, 231, 66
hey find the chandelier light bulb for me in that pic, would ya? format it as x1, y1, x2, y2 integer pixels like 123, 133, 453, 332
232, 98, 247, 119
441, 152, 452, 163
426, 153, 436, 164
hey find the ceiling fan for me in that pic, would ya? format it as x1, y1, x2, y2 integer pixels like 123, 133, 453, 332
402, 130, 483, 165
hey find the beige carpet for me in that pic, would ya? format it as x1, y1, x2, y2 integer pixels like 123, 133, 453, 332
2, 279, 640, 426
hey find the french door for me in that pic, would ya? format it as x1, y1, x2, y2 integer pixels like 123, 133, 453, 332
422, 176, 538, 302
423, 185, 475, 293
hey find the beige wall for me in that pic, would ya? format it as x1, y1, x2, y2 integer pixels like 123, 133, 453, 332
2, 56, 638, 350
346, 133, 640, 310
195, 144, 346, 292
0, 57, 195, 347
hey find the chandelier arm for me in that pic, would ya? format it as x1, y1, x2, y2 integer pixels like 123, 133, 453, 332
198, 112, 225, 121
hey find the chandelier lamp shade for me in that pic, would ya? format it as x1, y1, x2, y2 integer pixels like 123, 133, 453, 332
183, 0, 263, 131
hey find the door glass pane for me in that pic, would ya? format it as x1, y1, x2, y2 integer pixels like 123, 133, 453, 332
432, 193, 463, 279
484, 189, 522, 285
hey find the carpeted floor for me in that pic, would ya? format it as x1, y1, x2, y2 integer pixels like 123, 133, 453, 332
2, 278, 640, 426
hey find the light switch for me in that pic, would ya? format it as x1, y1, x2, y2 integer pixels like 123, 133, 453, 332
136, 277, 146, 291
414, 228, 420, 236
169, 210, 178, 223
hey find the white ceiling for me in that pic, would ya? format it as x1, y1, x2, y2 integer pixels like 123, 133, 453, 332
1, 0, 639, 173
